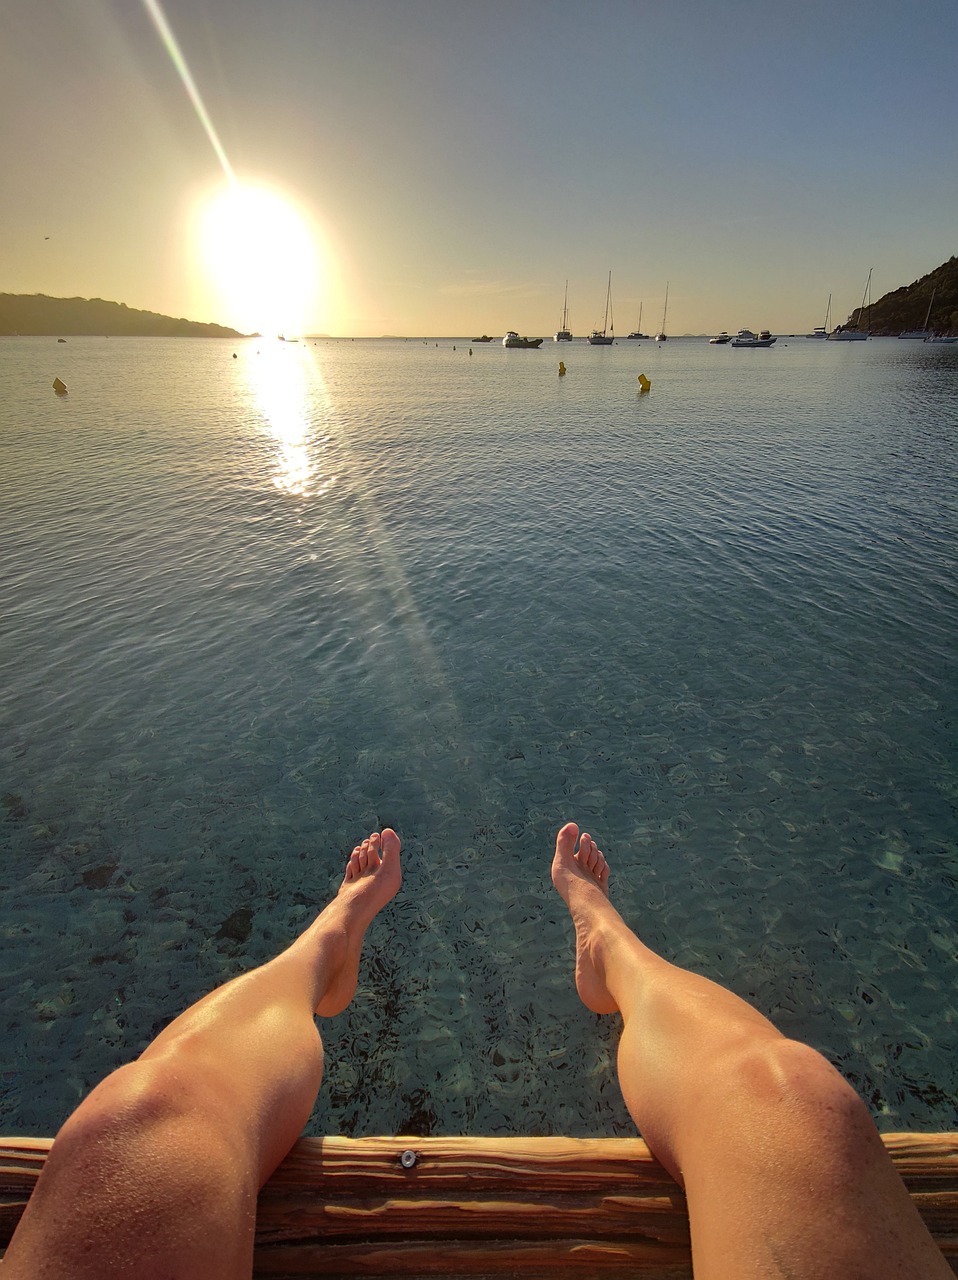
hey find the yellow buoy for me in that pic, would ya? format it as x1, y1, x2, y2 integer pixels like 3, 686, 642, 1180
637, 373, 651, 393
52, 377, 67, 395
558, 361, 566, 376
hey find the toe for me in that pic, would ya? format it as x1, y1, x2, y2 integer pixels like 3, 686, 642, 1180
556, 822, 579, 859
366, 831, 382, 868
381, 827, 401, 862
578, 833, 597, 870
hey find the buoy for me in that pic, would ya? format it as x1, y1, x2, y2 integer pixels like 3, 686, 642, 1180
453, 345, 456, 351
53, 377, 67, 395
558, 361, 566, 376
637, 373, 651, 393
232, 352, 237, 359
469, 348, 473, 356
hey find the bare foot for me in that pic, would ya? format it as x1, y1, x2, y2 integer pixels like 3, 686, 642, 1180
552, 822, 619, 1014
313, 829, 402, 1016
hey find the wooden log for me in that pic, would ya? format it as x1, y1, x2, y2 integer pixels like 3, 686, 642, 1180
2, 1134, 957, 1276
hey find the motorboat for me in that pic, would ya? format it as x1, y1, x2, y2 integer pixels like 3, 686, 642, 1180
503, 331, 543, 348
472, 335, 494, 343
730, 328, 776, 348
709, 331, 730, 344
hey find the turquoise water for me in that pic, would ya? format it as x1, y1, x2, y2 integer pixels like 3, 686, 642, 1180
1, 334, 956, 1138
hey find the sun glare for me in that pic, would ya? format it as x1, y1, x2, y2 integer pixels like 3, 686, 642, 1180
195, 182, 324, 337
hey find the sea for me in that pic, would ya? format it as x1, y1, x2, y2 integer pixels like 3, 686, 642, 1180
1, 333, 956, 1140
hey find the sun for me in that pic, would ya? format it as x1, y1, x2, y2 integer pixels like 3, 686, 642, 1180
194, 181, 325, 336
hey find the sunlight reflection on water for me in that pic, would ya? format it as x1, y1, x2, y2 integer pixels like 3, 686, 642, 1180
246, 343, 335, 499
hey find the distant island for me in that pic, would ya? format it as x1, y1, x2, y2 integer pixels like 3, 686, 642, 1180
0, 293, 246, 338
843, 255, 958, 336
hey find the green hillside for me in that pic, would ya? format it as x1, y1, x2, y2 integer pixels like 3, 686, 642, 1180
0, 293, 245, 338
846, 256, 958, 336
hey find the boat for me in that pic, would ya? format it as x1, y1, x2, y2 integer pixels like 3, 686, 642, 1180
626, 302, 648, 340
828, 269, 871, 341
925, 334, 958, 344
899, 288, 936, 339
709, 331, 730, 344
588, 272, 614, 345
503, 331, 543, 348
807, 294, 831, 338
654, 283, 669, 342
472, 335, 494, 343
730, 329, 777, 348
554, 281, 573, 342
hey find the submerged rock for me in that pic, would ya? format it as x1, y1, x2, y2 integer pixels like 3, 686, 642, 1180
216, 906, 253, 943
2, 792, 27, 820
82, 863, 117, 889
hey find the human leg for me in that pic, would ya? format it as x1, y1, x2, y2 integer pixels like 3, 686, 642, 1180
552, 821, 951, 1280
3, 829, 401, 1280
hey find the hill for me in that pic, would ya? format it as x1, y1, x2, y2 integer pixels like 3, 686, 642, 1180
845, 256, 958, 336
0, 293, 245, 338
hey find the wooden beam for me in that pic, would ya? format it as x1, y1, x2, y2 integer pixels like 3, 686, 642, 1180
2, 1134, 957, 1276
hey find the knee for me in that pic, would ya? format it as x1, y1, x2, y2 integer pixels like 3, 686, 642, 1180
23, 1062, 254, 1278
58, 1059, 193, 1145
727, 1037, 881, 1160
48, 1058, 253, 1224
54, 1057, 241, 1177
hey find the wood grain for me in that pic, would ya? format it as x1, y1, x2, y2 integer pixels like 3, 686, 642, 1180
2, 1133, 956, 1276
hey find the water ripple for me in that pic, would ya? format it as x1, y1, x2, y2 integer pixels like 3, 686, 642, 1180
1, 336, 956, 1136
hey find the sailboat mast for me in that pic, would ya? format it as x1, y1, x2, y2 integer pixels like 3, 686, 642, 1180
922, 286, 937, 331
655, 281, 669, 341
607, 271, 613, 335
561, 279, 569, 329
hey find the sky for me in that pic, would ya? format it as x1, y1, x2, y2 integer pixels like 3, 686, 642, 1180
3, 0, 957, 337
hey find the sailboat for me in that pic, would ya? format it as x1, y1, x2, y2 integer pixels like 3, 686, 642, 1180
654, 282, 669, 342
626, 302, 647, 340
588, 272, 614, 345
828, 269, 871, 341
554, 280, 572, 342
807, 294, 831, 339
899, 287, 936, 339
